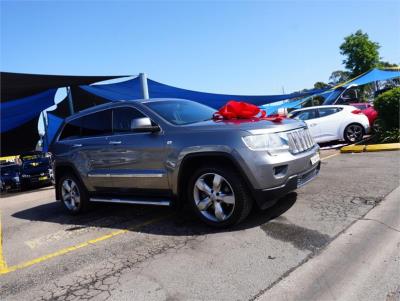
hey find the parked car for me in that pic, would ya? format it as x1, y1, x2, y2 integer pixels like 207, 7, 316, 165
50, 98, 321, 227
0, 163, 21, 192
289, 105, 370, 144
19, 151, 54, 189
349, 103, 378, 128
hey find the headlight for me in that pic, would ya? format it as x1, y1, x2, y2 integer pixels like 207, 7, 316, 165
242, 133, 289, 155
13, 176, 20, 182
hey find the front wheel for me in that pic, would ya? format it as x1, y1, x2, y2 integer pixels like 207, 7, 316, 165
344, 123, 364, 143
58, 173, 89, 214
187, 165, 253, 227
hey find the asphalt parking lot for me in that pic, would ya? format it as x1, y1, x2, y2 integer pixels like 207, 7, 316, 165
0, 150, 399, 301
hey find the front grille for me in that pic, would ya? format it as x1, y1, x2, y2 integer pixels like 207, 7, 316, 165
287, 128, 315, 154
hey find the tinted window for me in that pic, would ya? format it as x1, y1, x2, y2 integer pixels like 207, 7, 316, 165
113, 107, 146, 133
292, 109, 317, 121
81, 110, 112, 137
352, 104, 367, 110
145, 100, 215, 125
59, 118, 81, 140
318, 107, 342, 118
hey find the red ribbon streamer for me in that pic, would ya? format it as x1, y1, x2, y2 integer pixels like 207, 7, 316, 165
213, 100, 284, 122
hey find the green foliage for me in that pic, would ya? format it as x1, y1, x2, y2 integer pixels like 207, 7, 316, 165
313, 82, 330, 89
373, 87, 400, 142
329, 70, 350, 84
374, 87, 400, 130
340, 30, 380, 77
377, 61, 399, 68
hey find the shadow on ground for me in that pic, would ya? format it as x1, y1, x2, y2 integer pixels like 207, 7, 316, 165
12, 192, 298, 236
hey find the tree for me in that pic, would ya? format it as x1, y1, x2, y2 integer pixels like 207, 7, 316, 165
313, 82, 330, 89
377, 61, 399, 68
329, 70, 350, 84
340, 30, 380, 77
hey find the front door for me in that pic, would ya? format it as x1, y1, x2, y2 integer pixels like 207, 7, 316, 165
108, 107, 169, 196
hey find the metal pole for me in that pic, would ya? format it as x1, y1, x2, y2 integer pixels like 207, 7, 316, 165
67, 86, 74, 115
41, 111, 49, 151
139, 73, 149, 99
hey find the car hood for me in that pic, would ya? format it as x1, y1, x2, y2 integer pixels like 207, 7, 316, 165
180, 118, 305, 134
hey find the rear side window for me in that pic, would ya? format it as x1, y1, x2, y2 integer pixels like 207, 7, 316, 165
59, 109, 112, 140
113, 107, 146, 133
292, 109, 317, 121
81, 110, 112, 137
318, 107, 342, 118
59, 118, 81, 140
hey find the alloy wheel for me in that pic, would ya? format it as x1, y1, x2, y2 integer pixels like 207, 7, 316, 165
345, 124, 363, 142
61, 178, 81, 212
193, 173, 235, 222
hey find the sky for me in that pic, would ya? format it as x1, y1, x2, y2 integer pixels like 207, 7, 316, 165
1, 0, 400, 95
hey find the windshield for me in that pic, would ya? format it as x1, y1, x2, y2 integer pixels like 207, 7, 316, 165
144, 100, 216, 125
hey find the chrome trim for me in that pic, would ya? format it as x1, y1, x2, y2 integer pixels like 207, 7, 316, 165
88, 173, 164, 178
90, 197, 170, 206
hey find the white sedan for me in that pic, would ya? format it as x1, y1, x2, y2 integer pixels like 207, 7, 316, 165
289, 105, 370, 144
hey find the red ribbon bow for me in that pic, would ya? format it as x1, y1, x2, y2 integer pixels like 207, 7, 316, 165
213, 100, 284, 122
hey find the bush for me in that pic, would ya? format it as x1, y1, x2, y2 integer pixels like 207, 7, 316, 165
373, 87, 400, 130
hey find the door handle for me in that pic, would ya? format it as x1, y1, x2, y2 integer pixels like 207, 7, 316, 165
72, 144, 82, 147
109, 141, 122, 145
310, 123, 317, 127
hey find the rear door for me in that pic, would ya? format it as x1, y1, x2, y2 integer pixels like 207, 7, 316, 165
108, 107, 169, 195
58, 109, 115, 192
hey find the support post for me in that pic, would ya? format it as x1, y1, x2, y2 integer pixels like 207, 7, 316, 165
41, 111, 49, 152
139, 73, 149, 99
67, 86, 74, 115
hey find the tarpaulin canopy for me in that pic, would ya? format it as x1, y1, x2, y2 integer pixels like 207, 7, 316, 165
43, 113, 64, 152
0, 72, 126, 102
0, 72, 129, 156
339, 68, 400, 88
80, 78, 328, 109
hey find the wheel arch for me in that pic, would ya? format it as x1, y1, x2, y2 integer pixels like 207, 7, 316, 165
176, 152, 253, 207
54, 163, 84, 200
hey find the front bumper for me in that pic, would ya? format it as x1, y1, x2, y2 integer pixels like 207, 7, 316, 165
251, 161, 320, 210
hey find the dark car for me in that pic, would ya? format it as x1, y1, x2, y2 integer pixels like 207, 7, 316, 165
0, 163, 21, 192
19, 152, 54, 189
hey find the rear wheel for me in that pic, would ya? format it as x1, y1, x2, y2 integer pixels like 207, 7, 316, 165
187, 165, 253, 227
58, 173, 89, 214
344, 123, 364, 143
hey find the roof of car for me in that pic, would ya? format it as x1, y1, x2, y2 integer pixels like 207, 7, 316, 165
64, 98, 190, 122
291, 105, 352, 113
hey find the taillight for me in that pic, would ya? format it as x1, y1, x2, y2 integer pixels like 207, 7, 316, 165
351, 109, 363, 114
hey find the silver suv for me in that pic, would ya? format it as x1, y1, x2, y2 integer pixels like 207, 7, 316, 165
50, 99, 320, 227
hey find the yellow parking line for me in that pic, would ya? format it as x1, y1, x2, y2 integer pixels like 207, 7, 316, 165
0, 211, 8, 271
321, 152, 340, 161
0, 214, 170, 276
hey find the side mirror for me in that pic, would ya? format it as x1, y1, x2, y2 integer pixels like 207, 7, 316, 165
130, 117, 160, 133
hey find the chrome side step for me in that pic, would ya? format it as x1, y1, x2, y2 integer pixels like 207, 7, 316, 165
90, 197, 170, 206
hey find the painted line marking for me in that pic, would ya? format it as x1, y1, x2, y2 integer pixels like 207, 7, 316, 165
0, 210, 7, 271
0, 150, 341, 276
321, 152, 340, 161
0, 214, 170, 275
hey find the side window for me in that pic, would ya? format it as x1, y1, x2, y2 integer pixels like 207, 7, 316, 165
113, 107, 146, 133
318, 107, 342, 118
59, 118, 81, 140
80, 110, 112, 138
293, 109, 317, 121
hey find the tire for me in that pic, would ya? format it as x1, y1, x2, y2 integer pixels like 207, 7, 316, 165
58, 173, 90, 214
344, 123, 364, 144
187, 165, 253, 227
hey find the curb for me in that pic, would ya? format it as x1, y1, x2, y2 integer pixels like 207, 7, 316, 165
341, 143, 400, 153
